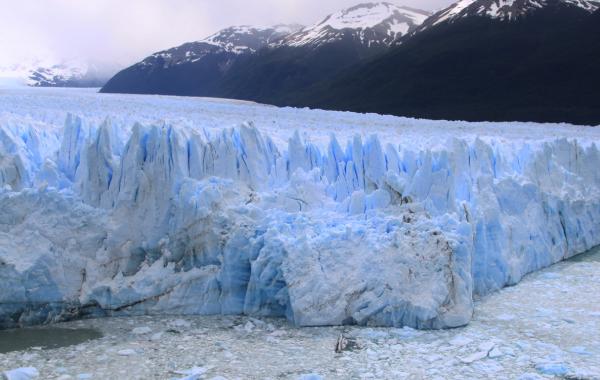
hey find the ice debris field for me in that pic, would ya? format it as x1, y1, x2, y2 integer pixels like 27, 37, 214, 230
1, 87, 599, 330
3, 249, 600, 379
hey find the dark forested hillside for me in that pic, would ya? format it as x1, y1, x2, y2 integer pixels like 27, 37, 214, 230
290, 5, 600, 125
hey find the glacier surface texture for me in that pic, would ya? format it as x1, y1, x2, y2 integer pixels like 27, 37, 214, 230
1, 88, 599, 329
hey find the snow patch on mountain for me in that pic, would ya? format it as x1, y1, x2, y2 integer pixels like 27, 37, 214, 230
319, 2, 428, 29
285, 2, 431, 47
0, 58, 84, 87
420, 0, 599, 29
0, 58, 118, 88
137, 24, 302, 70
203, 25, 303, 53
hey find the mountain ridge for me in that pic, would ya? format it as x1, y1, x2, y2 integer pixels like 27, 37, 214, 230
282, 2, 430, 47
0, 59, 119, 88
100, 24, 303, 95
100, 0, 600, 125
290, 2, 600, 125
414, 0, 600, 33
101, 2, 430, 98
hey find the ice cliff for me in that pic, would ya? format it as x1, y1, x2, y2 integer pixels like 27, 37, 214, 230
1, 100, 600, 329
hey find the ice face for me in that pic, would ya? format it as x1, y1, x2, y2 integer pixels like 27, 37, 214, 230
1, 89, 599, 329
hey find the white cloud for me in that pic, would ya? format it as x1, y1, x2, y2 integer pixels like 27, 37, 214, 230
0, 0, 455, 67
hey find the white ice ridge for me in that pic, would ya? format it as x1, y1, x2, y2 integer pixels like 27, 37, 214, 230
1, 98, 600, 329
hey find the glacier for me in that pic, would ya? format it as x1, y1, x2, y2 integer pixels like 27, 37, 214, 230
1, 88, 599, 329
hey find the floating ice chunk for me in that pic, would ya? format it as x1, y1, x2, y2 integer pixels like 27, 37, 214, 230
393, 326, 421, 339
150, 332, 163, 341
132, 326, 152, 335
449, 336, 473, 347
517, 373, 544, 380
568, 346, 591, 355
488, 347, 503, 358
2, 368, 39, 380
478, 342, 495, 352
297, 374, 323, 380
234, 321, 255, 333
535, 363, 570, 376
458, 341, 496, 363
459, 350, 488, 364
117, 349, 136, 356
243, 321, 255, 333
496, 314, 516, 321
170, 319, 192, 328
539, 272, 561, 280
173, 367, 208, 380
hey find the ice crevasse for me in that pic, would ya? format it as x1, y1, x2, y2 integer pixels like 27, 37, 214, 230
1, 113, 599, 329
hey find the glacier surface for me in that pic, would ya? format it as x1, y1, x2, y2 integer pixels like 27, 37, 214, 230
1, 88, 599, 329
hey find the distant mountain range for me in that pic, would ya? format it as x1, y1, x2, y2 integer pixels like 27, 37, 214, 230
102, 0, 600, 125
101, 3, 429, 99
100, 25, 301, 96
0, 59, 119, 88
214, 3, 431, 105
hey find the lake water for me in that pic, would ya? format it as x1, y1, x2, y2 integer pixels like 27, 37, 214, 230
0, 327, 102, 354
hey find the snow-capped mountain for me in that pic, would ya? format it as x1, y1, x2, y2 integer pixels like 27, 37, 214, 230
417, 0, 599, 31
205, 24, 303, 53
284, 2, 430, 47
214, 2, 431, 105
101, 24, 302, 95
292, 0, 600, 124
0, 59, 118, 88
101, 2, 431, 99
136, 24, 302, 70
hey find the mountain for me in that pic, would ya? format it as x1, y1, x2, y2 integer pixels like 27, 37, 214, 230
100, 3, 431, 100
289, 0, 600, 125
100, 25, 302, 96
282, 2, 430, 47
214, 2, 430, 105
417, 0, 599, 29
0, 59, 119, 88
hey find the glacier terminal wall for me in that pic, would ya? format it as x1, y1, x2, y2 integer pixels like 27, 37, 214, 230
1, 89, 599, 329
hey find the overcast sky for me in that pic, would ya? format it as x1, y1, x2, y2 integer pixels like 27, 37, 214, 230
0, 0, 455, 67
